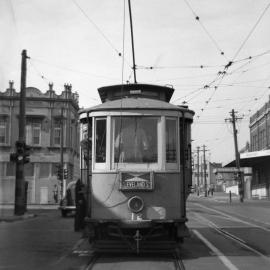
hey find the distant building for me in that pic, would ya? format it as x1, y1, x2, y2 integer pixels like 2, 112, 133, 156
250, 97, 270, 151
0, 81, 80, 204
192, 160, 222, 193
225, 96, 270, 199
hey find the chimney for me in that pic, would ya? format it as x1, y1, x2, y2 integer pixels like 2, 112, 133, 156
49, 82, 54, 91
9, 80, 14, 90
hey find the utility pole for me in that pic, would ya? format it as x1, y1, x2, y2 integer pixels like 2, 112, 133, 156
226, 109, 244, 202
202, 145, 208, 197
14, 50, 28, 215
196, 147, 200, 196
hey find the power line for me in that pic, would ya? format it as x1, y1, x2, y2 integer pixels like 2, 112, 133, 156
183, 0, 227, 58
232, 2, 270, 61
71, 0, 123, 58
29, 57, 119, 80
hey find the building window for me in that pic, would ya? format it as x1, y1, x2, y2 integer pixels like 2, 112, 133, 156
54, 119, 61, 145
39, 163, 50, 178
262, 129, 266, 149
52, 163, 59, 177
0, 163, 5, 176
26, 119, 41, 146
0, 116, 7, 144
25, 163, 34, 177
254, 135, 258, 151
6, 163, 15, 176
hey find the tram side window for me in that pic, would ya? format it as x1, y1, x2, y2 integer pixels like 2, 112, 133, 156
114, 117, 158, 163
95, 119, 106, 163
166, 119, 177, 163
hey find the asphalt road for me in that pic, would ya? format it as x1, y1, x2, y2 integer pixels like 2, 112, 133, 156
0, 194, 270, 270
0, 210, 85, 270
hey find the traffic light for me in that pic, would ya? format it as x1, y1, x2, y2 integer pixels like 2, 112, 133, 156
63, 168, 68, 179
56, 164, 63, 180
16, 141, 25, 162
23, 144, 31, 163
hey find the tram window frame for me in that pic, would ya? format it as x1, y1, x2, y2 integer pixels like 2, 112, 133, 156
165, 117, 178, 169
95, 118, 107, 165
112, 116, 159, 170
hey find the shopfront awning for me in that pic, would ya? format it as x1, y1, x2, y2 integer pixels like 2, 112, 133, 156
225, 149, 270, 167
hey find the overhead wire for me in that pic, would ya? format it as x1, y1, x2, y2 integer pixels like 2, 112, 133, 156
71, 0, 122, 57
30, 57, 119, 80
28, 59, 50, 85
137, 64, 223, 70
101, 0, 127, 204
182, 0, 227, 59
8, 0, 22, 49
191, 2, 270, 120
231, 2, 270, 61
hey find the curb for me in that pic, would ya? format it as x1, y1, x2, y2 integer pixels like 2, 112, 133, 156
0, 213, 36, 222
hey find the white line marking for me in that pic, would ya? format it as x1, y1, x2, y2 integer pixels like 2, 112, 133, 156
193, 229, 239, 270
194, 203, 270, 232
72, 238, 86, 251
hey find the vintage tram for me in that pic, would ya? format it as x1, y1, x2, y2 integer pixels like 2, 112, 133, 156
79, 83, 194, 253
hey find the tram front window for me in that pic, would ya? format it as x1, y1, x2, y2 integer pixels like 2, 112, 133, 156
114, 117, 158, 163
95, 118, 106, 163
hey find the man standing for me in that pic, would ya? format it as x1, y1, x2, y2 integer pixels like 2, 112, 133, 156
53, 184, 58, 203
74, 179, 86, 232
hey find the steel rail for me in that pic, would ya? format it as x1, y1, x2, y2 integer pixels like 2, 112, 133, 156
84, 253, 99, 270
173, 248, 186, 270
193, 212, 270, 264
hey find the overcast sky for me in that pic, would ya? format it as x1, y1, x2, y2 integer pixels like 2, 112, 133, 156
1, 0, 270, 164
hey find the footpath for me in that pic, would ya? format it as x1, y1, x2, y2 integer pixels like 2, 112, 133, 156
0, 204, 58, 222
188, 192, 270, 226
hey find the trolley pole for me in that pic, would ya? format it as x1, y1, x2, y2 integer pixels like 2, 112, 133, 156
196, 147, 200, 196
14, 50, 28, 215
128, 0, 137, 83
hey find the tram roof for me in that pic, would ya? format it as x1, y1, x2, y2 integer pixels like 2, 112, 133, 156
79, 97, 194, 115
97, 83, 174, 103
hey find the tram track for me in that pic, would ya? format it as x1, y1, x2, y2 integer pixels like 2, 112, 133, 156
173, 248, 186, 270
193, 212, 270, 265
192, 203, 270, 232
83, 252, 100, 270
83, 249, 186, 270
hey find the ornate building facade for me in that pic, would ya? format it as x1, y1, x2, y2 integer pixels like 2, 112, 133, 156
0, 81, 80, 204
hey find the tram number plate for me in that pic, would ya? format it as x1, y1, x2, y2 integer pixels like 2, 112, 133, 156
119, 172, 154, 191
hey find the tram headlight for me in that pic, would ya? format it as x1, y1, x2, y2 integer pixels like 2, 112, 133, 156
128, 196, 144, 213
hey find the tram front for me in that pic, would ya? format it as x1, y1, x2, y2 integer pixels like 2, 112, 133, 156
79, 84, 194, 252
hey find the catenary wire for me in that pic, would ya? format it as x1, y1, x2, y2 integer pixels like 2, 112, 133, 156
232, 2, 270, 61
182, 0, 227, 59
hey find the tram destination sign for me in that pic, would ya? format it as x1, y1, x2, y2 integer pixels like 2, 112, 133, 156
119, 172, 154, 191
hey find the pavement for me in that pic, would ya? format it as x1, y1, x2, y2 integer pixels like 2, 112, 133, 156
0, 204, 59, 222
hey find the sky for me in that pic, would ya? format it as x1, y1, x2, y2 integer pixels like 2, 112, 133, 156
1, 0, 270, 165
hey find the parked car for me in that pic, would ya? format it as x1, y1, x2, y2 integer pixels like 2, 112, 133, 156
59, 181, 76, 217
